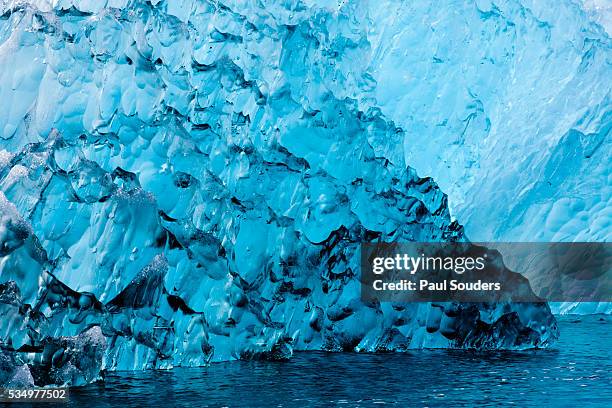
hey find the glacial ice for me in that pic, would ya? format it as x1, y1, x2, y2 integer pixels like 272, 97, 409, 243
0, 0, 607, 385
359, 1, 611, 315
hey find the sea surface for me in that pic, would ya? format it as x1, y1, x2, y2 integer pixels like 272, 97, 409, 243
65, 315, 610, 407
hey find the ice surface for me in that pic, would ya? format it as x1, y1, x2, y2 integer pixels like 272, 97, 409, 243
0, 0, 607, 385
356, 2, 610, 318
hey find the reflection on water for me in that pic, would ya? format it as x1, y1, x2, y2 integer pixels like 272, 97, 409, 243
66, 316, 610, 407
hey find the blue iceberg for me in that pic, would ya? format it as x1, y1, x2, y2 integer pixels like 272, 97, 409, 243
1, 0, 608, 386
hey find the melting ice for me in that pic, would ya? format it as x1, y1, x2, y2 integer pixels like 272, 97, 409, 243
1, 0, 608, 386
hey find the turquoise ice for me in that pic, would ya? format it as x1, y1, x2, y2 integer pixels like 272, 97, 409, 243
0, 0, 609, 386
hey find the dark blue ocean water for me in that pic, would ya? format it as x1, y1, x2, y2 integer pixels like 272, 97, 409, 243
66, 315, 610, 407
